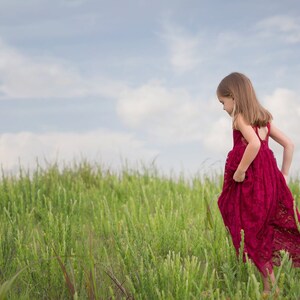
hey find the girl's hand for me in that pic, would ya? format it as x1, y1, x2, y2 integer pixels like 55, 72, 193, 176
233, 169, 246, 182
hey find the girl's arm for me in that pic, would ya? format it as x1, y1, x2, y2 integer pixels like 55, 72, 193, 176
269, 122, 294, 180
233, 115, 261, 182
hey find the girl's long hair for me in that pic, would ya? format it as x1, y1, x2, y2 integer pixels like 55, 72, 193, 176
217, 72, 272, 127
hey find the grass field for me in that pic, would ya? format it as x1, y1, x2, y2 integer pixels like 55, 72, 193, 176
0, 161, 299, 299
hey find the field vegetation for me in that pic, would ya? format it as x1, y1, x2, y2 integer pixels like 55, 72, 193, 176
0, 161, 299, 299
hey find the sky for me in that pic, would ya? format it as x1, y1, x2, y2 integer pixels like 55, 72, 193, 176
0, 0, 300, 177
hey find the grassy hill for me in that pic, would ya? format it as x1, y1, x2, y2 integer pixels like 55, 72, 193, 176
0, 162, 299, 299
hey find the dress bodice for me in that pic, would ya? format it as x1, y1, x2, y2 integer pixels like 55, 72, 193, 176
232, 123, 270, 149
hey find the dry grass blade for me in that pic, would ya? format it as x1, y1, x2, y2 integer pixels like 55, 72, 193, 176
104, 269, 133, 299
52, 247, 76, 297
84, 269, 96, 300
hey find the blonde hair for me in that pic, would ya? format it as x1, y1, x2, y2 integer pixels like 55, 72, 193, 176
217, 72, 272, 127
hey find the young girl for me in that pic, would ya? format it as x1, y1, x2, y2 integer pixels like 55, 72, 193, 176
217, 72, 300, 295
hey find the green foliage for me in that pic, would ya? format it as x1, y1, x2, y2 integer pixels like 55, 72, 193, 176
0, 161, 299, 299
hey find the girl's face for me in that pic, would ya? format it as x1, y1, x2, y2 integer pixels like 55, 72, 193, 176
218, 96, 234, 116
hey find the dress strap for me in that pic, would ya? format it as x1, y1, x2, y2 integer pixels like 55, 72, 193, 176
253, 123, 270, 141
253, 126, 259, 135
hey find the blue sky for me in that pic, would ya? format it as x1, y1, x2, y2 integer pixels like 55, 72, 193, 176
0, 0, 300, 176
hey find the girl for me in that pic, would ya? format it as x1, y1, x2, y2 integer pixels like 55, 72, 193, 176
217, 72, 300, 296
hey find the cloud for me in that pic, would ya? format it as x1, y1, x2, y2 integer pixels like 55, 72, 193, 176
263, 88, 300, 141
116, 81, 209, 144
0, 38, 126, 99
160, 22, 202, 73
262, 88, 300, 174
0, 129, 158, 172
256, 15, 300, 44
202, 116, 232, 154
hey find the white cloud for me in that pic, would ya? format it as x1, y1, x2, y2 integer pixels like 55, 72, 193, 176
256, 15, 300, 44
0, 38, 126, 99
263, 88, 300, 174
0, 129, 158, 173
203, 116, 232, 154
160, 22, 202, 73
263, 88, 300, 139
116, 81, 209, 144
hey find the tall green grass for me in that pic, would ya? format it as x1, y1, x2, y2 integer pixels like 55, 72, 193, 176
0, 161, 299, 299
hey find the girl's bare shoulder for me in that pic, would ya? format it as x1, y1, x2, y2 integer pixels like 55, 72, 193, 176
234, 114, 260, 144
233, 114, 250, 130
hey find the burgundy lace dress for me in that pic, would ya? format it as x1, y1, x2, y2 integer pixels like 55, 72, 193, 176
218, 123, 300, 277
